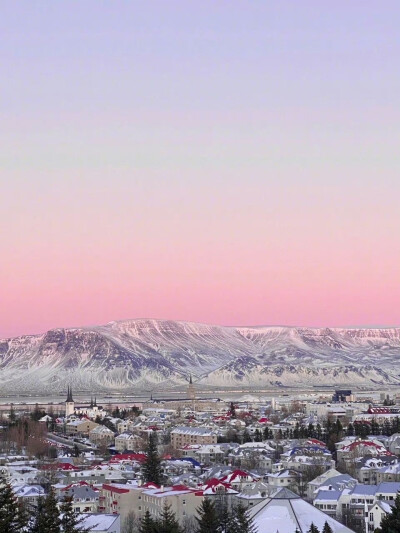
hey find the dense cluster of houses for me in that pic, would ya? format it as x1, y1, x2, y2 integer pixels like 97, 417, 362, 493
1, 387, 400, 533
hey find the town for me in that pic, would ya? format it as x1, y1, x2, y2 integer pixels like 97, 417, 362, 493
1, 383, 400, 533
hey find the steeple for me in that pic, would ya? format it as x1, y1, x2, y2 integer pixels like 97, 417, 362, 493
65, 385, 75, 417
66, 385, 74, 403
188, 374, 195, 402
94, 396, 97, 407
90, 394, 93, 409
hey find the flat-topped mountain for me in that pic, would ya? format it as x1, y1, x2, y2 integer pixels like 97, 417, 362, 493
1, 319, 399, 393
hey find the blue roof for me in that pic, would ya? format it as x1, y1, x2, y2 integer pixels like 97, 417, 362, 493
315, 490, 342, 501
351, 484, 378, 496
351, 485, 378, 496
377, 482, 400, 493
169, 457, 201, 467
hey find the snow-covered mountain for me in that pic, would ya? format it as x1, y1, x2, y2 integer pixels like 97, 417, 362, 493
1, 319, 400, 393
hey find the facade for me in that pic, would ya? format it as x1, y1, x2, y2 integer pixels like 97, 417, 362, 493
100, 483, 145, 521
89, 425, 115, 445
141, 485, 203, 524
171, 426, 217, 448
61, 485, 100, 513
115, 432, 142, 452
66, 419, 99, 436
100, 482, 203, 525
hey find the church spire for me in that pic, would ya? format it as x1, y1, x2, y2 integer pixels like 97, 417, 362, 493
67, 385, 73, 403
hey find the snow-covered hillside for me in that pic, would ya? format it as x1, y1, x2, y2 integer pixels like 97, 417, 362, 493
0, 319, 399, 393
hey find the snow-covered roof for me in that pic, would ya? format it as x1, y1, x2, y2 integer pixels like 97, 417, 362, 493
77, 513, 119, 531
249, 488, 355, 533
171, 426, 215, 436
376, 481, 400, 494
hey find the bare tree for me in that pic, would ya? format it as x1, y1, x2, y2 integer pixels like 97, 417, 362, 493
122, 511, 140, 533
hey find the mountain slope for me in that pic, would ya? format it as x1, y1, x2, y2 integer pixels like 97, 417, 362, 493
1, 319, 400, 393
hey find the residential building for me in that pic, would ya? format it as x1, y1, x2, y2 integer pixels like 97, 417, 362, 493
171, 427, 217, 448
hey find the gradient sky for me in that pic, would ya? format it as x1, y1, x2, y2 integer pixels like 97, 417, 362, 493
1, 1, 400, 337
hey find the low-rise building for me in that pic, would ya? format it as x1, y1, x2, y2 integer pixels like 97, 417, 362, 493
66, 419, 99, 436
89, 425, 115, 445
171, 427, 217, 448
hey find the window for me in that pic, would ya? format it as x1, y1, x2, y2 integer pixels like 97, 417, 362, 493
183, 500, 186, 505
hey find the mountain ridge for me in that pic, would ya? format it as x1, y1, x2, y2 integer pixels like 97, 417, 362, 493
1, 318, 400, 394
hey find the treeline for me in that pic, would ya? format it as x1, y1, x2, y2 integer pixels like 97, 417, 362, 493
347, 417, 400, 438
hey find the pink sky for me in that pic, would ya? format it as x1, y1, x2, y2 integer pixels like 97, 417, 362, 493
1, 2, 400, 337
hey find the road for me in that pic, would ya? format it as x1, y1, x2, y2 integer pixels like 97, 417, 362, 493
47, 432, 95, 451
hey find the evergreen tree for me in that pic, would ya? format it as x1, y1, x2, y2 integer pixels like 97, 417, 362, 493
42, 488, 62, 533
307, 523, 320, 533
30, 496, 46, 533
242, 429, 252, 443
229, 504, 256, 533
60, 496, 90, 533
375, 492, 400, 533
322, 521, 333, 533
263, 427, 271, 440
215, 497, 230, 533
156, 502, 183, 533
195, 498, 220, 533
139, 510, 156, 533
0, 473, 26, 533
73, 443, 80, 458
143, 432, 162, 485
254, 429, 262, 442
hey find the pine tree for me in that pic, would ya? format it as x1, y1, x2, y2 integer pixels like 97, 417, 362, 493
242, 429, 252, 443
60, 496, 90, 533
139, 510, 156, 533
229, 504, 256, 533
195, 498, 220, 533
30, 496, 46, 533
375, 492, 400, 533
156, 502, 183, 533
322, 521, 333, 533
254, 429, 262, 442
42, 488, 61, 533
0, 473, 25, 533
215, 496, 230, 533
307, 523, 320, 533
143, 432, 162, 485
